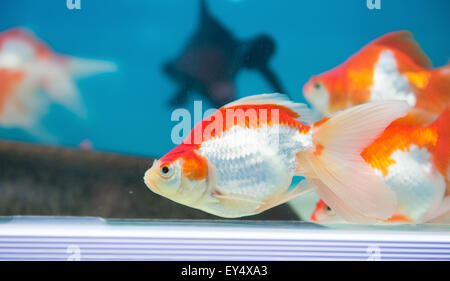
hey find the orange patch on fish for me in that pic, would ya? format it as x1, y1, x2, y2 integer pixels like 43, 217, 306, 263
314, 143, 324, 156
181, 151, 209, 181
159, 143, 209, 181
184, 104, 311, 144
160, 143, 200, 165
383, 214, 413, 223
0, 69, 24, 112
404, 71, 429, 89
361, 124, 438, 176
313, 117, 330, 128
310, 200, 327, 222
304, 31, 450, 116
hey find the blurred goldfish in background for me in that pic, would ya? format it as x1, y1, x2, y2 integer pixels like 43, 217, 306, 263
289, 30, 450, 224
290, 106, 450, 224
144, 93, 411, 222
303, 31, 449, 120
311, 196, 450, 225
0, 28, 116, 139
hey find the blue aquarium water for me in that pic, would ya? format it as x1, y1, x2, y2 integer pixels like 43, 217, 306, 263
0, 0, 449, 158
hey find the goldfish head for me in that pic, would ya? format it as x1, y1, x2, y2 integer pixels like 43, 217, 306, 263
303, 76, 332, 116
144, 159, 183, 198
143, 144, 211, 209
310, 200, 344, 224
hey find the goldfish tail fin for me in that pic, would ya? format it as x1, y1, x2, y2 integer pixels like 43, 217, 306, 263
37, 60, 87, 118
297, 101, 410, 223
42, 57, 116, 118
68, 57, 117, 79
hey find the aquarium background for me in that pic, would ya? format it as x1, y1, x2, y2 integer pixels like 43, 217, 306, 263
0, 0, 449, 158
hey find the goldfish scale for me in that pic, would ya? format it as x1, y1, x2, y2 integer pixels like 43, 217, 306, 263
380, 145, 445, 222
198, 124, 312, 202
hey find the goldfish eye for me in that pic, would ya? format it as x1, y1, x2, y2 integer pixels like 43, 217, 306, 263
160, 164, 174, 178
314, 82, 322, 90
325, 205, 335, 216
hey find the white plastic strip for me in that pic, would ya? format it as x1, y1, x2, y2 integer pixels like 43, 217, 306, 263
0, 217, 449, 261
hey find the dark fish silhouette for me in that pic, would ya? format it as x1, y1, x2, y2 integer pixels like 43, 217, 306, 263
163, 0, 284, 108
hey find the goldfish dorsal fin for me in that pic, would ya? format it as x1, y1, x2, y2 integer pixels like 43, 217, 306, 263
370, 31, 432, 69
224, 93, 313, 124
299, 101, 410, 222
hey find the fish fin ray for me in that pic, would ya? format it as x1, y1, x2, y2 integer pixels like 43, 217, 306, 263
390, 108, 436, 126
211, 193, 264, 217
300, 101, 410, 220
255, 180, 314, 214
310, 179, 377, 223
370, 30, 432, 69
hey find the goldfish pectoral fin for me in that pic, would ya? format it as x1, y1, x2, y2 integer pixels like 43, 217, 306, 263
309, 178, 378, 224
255, 180, 314, 214
212, 193, 264, 215
305, 101, 411, 221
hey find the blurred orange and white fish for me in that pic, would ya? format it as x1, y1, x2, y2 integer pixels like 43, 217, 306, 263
311, 196, 450, 225
306, 106, 450, 224
144, 93, 411, 222
0, 27, 116, 138
303, 31, 450, 119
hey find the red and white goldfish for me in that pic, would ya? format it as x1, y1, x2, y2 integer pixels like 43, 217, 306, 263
144, 93, 410, 221
298, 31, 450, 224
307, 106, 450, 224
0, 28, 116, 137
303, 31, 449, 119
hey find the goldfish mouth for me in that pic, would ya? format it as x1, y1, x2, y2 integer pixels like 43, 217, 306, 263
143, 169, 161, 194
